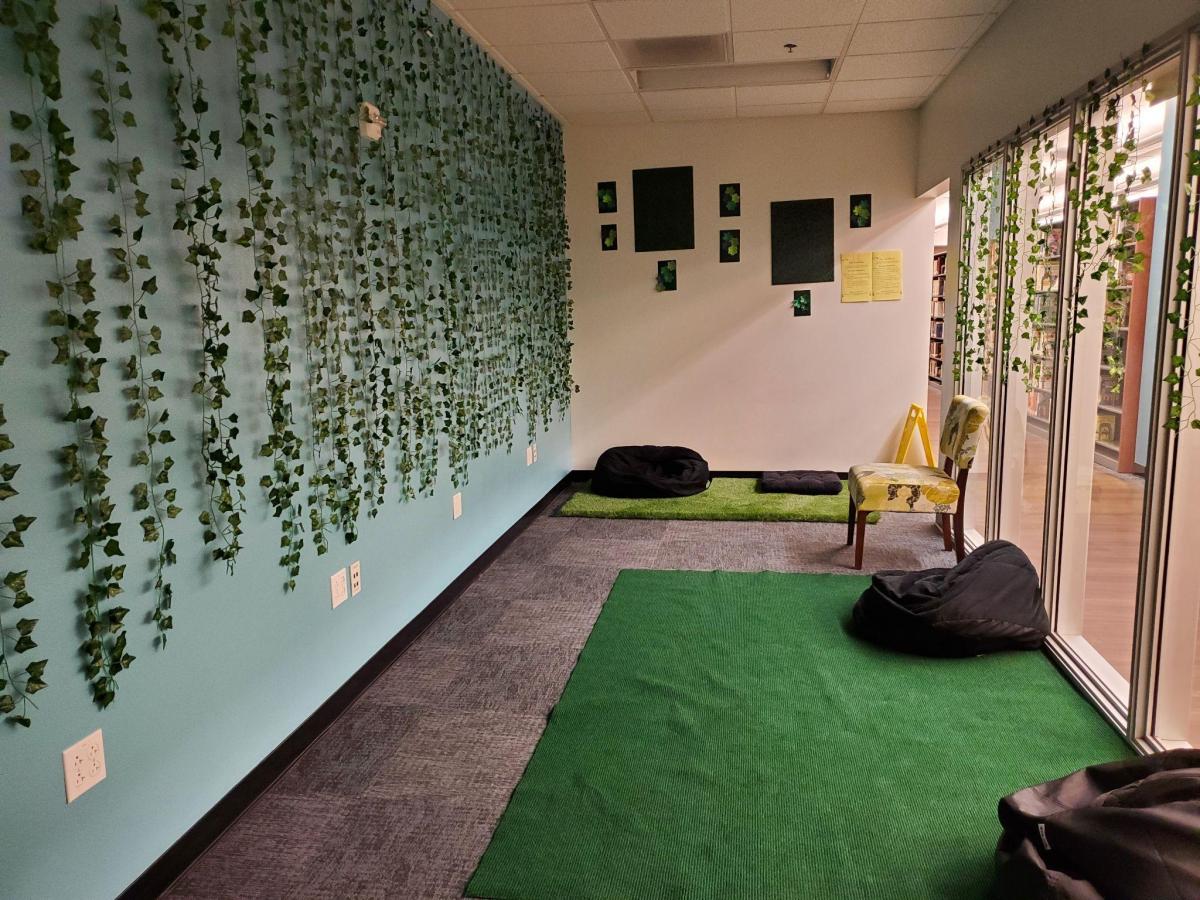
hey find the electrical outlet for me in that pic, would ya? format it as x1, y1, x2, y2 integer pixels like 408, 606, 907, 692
330, 568, 349, 609
525, 445, 534, 466
349, 560, 362, 596
63, 729, 106, 804
532, 443, 538, 463
452, 492, 463, 520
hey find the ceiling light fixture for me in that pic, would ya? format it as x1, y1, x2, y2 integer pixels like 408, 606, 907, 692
636, 59, 831, 93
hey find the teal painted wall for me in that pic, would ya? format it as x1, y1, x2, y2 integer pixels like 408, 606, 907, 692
0, 1, 570, 897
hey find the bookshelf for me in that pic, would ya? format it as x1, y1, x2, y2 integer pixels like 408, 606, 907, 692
929, 248, 946, 383
1094, 197, 1154, 473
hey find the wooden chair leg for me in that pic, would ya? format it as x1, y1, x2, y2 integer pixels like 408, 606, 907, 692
953, 509, 965, 561
940, 513, 953, 551
854, 511, 868, 570
847, 498, 857, 546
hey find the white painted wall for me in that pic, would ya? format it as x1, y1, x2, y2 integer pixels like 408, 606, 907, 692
917, 0, 1198, 193
566, 112, 935, 471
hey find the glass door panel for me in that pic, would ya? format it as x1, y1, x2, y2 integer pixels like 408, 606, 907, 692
956, 158, 1004, 540
995, 122, 1070, 575
1057, 69, 1178, 692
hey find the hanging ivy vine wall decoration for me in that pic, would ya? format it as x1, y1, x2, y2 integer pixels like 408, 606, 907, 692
146, 0, 247, 572
5, 0, 132, 709
225, 0, 305, 588
954, 159, 1001, 382
0, 348, 45, 727
1165, 72, 1200, 431
0, 0, 571, 720
89, 5, 181, 646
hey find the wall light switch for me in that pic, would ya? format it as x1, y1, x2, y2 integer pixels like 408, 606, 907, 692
63, 729, 106, 803
525, 445, 534, 466
349, 560, 362, 596
452, 492, 463, 520
532, 443, 538, 463
331, 568, 349, 609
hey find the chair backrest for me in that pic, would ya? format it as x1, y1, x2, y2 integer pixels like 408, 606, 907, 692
939, 395, 989, 470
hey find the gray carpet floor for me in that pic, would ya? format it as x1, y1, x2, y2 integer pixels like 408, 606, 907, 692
165, 486, 957, 899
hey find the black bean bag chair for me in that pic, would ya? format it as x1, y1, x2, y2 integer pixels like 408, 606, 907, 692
994, 750, 1200, 899
850, 540, 1048, 657
592, 445, 710, 498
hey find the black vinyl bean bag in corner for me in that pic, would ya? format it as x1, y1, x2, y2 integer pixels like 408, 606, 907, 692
850, 540, 1049, 657
994, 750, 1200, 900
591, 446, 710, 498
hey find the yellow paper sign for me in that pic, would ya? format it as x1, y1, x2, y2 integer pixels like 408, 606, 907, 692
840, 250, 903, 302
871, 250, 903, 301
839, 252, 873, 303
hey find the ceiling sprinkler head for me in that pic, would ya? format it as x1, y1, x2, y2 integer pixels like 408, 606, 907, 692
784, 42, 796, 53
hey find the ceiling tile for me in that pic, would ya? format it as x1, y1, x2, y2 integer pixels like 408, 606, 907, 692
837, 49, 956, 80
594, 0, 730, 40
567, 109, 653, 125
847, 16, 986, 54
824, 97, 923, 113
457, 4, 604, 45
861, 0, 997, 22
735, 81, 830, 106
828, 75, 934, 101
496, 41, 621, 73
525, 69, 634, 94
653, 106, 737, 122
544, 91, 646, 114
737, 102, 824, 117
642, 87, 736, 112
733, 25, 850, 63
730, 0, 864, 31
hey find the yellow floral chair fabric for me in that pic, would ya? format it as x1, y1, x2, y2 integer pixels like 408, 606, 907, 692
847, 463, 959, 514
938, 394, 989, 470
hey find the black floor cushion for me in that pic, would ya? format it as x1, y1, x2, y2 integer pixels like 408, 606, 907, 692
759, 470, 842, 495
851, 540, 1049, 657
592, 445, 710, 498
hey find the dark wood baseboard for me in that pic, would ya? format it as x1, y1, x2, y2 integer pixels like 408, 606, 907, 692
119, 475, 571, 900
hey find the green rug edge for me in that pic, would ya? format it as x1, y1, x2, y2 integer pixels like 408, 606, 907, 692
466, 569, 1131, 900
558, 476, 881, 523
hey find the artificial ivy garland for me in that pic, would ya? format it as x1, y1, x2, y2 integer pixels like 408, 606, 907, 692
0, 348, 45, 726
1165, 73, 1200, 431
1, 0, 573, 717
146, 0, 247, 571
89, 5, 181, 646
225, 0, 305, 589
5, 0, 132, 709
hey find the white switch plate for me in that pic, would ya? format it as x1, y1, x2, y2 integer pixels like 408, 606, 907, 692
349, 560, 362, 596
525, 445, 533, 466
452, 492, 463, 519
63, 729, 106, 803
532, 443, 538, 463
331, 568, 349, 609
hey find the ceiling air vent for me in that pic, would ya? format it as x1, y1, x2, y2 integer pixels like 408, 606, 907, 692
616, 34, 730, 69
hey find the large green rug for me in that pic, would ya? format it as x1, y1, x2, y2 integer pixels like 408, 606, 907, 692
558, 477, 880, 523
467, 570, 1130, 900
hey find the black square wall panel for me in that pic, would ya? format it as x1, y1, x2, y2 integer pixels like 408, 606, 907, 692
770, 198, 834, 285
633, 166, 695, 252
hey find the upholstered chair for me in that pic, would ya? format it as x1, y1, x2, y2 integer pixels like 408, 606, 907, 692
846, 395, 989, 570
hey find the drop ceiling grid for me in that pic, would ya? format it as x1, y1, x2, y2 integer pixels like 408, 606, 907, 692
433, 0, 1012, 123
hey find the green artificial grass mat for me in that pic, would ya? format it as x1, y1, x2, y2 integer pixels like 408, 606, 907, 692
467, 570, 1131, 900
558, 477, 880, 523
